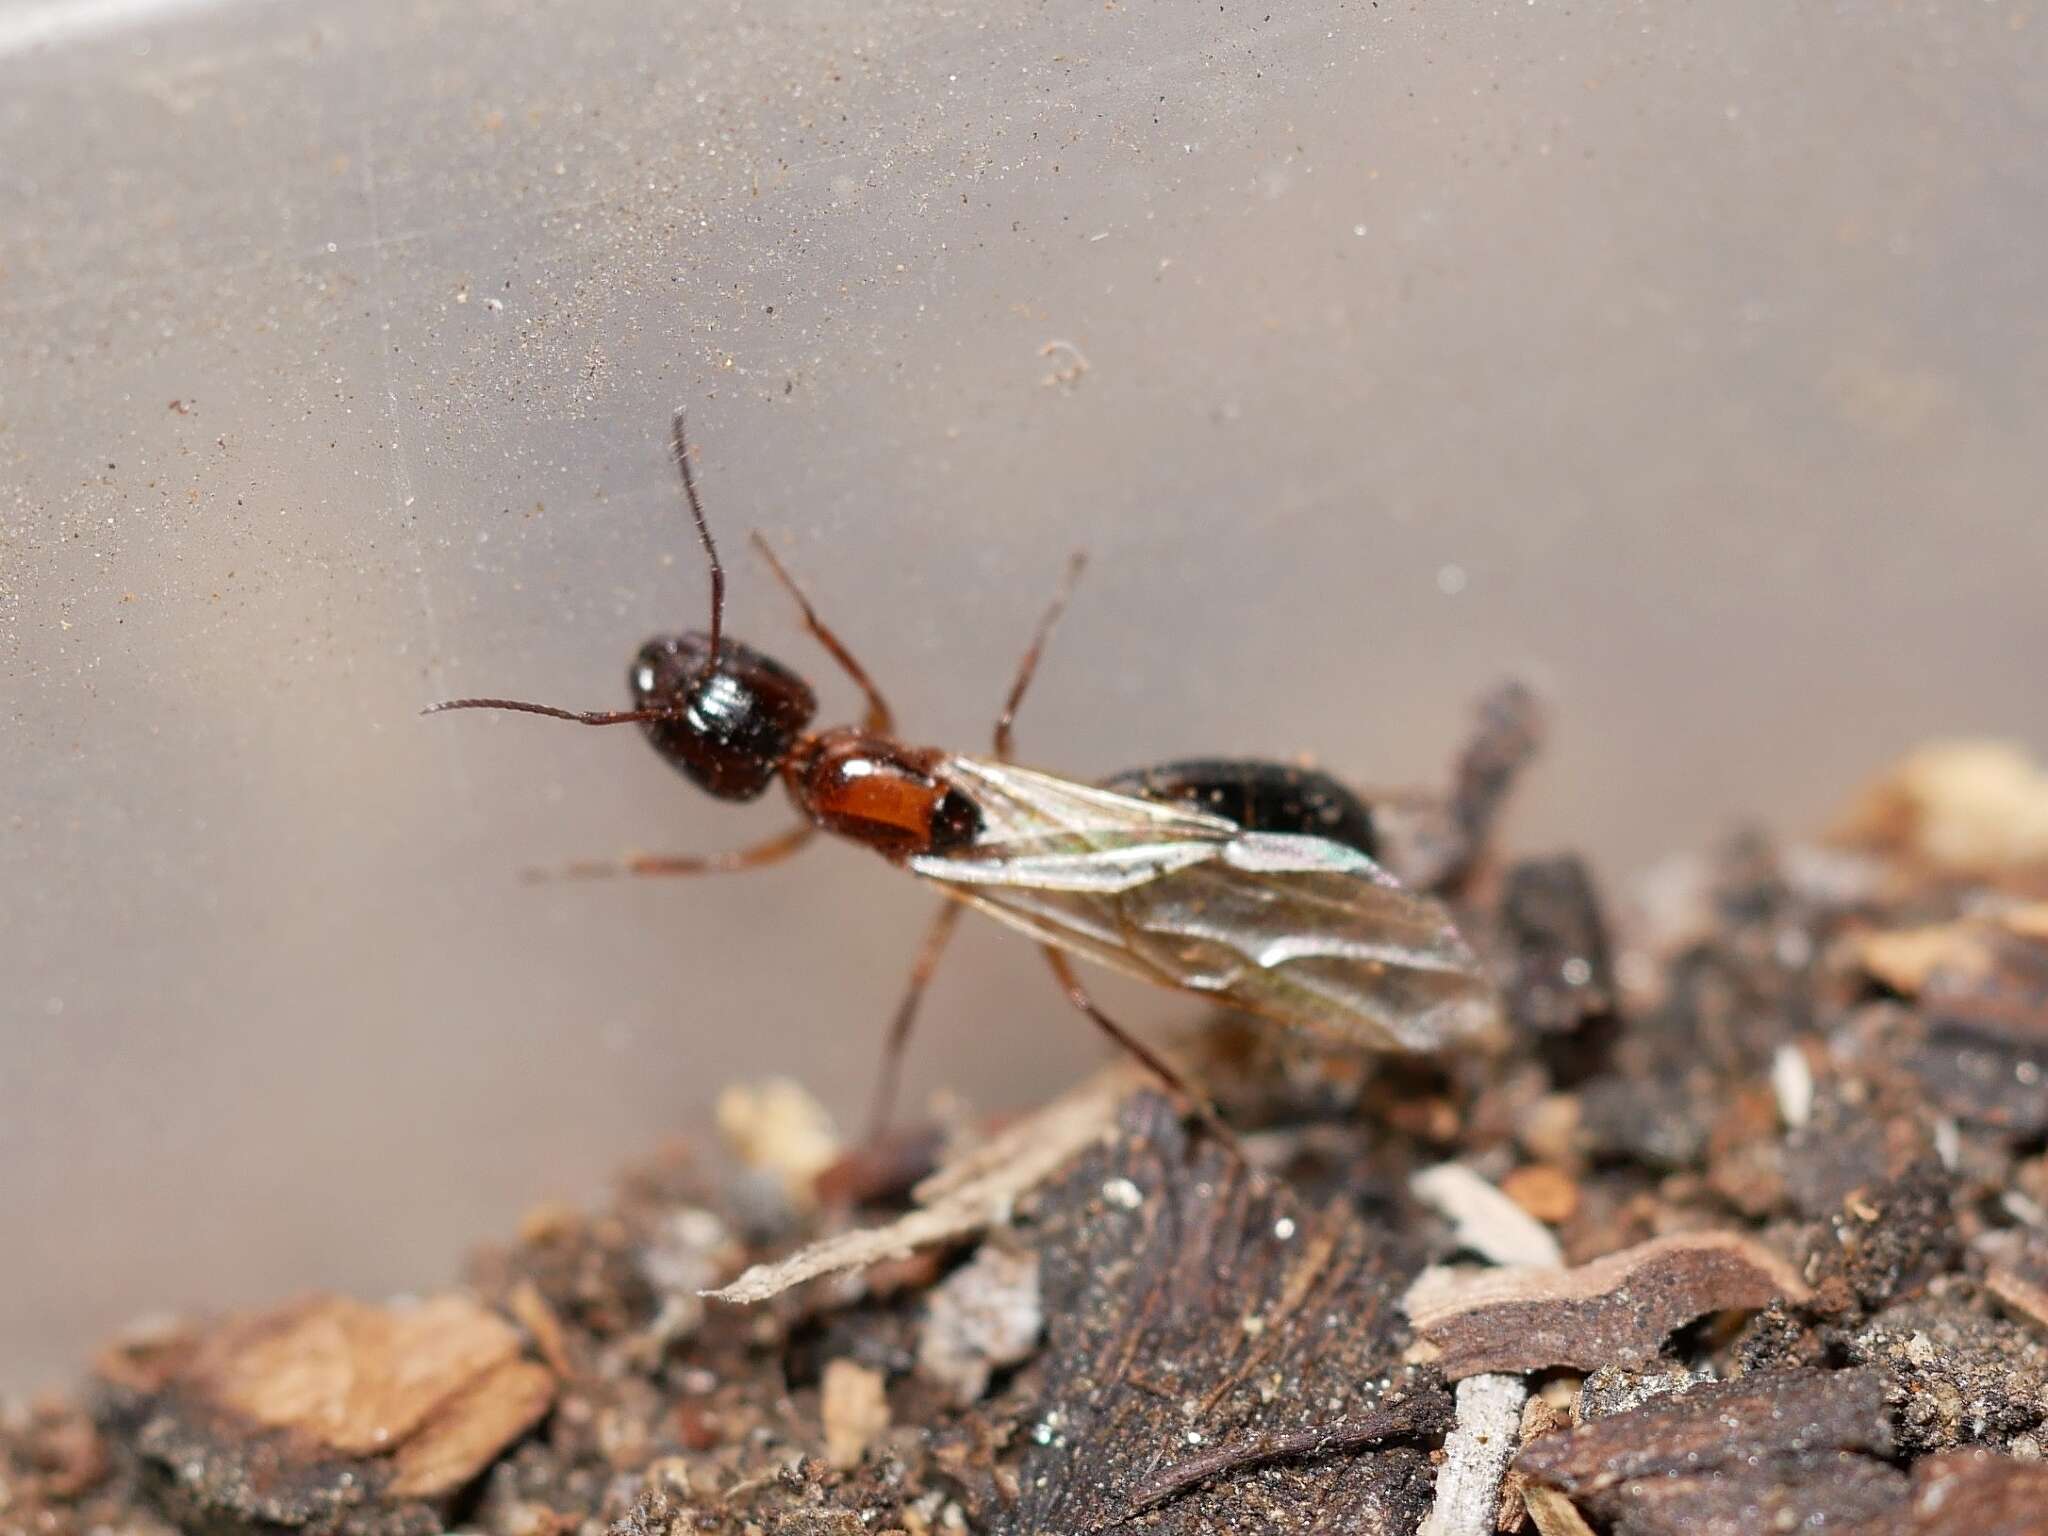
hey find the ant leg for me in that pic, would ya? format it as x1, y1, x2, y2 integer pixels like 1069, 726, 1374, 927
1038, 946, 1241, 1155
993, 551, 1087, 761
527, 821, 817, 882
865, 898, 967, 1141
747, 532, 895, 735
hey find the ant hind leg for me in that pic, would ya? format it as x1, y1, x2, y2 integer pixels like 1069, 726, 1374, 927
864, 898, 967, 1141
1037, 945, 1241, 1157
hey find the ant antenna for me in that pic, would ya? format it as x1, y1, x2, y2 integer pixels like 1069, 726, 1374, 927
671, 409, 723, 669
421, 698, 669, 725
421, 416, 729, 728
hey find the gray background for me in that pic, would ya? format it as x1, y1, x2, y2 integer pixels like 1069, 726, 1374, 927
3, 0, 2043, 1391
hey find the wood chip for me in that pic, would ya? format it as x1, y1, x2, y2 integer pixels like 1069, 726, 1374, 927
819, 1358, 889, 1470
716, 1078, 844, 1211
189, 1293, 536, 1461
711, 1060, 1143, 1304
1986, 1261, 2048, 1335
1411, 1163, 1564, 1268
1520, 1485, 1596, 1536
1831, 740, 2048, 872
1404, 1230, 1809, 1379
1499, 1165, 1578, 1226
386, 1355, 556, 1498
505, 1279, 573, 1378
1416, 1374, 1526, 1536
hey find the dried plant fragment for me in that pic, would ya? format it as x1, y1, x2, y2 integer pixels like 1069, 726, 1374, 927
712, 1061, 1142, 1304
1519, 1485, 1596, 1536
1404, 1230, 1809, 1378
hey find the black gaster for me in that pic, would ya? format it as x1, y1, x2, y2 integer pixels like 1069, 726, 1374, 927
1101, 757, 1379, 858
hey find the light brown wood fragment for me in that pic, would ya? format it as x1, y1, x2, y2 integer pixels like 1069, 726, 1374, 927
1986, 1265, 2048, 1334
1500, 1165, 1578, 1225
506, 1280, 573, 1378
820, 1358, 890, 1470
1831, 740, 2048, 871
387, 1356, 556, 1497
142, 1291, 556, 1503
1521, 1485, 1597, 1536
193, 1293, 526, 1455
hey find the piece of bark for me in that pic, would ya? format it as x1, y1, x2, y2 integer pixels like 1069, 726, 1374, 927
95, 1293, 554, 1536
992, 1094, 1449, 1536
1403, 1231, 1809, 1379
1800, 1157, 1961, 1318
1515, 1368, 1903, 1536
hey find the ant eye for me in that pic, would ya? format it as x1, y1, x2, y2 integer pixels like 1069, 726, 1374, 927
635, 663, 659, 694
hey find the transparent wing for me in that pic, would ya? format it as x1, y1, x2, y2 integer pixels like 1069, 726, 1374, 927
908, 757, 1503, 1054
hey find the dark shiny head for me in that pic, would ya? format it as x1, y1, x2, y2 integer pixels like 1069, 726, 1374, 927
631, 631, 817, 800
420, 412, 825, 799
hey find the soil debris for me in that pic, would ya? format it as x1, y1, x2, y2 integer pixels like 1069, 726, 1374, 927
915, 1244, 1041, 1406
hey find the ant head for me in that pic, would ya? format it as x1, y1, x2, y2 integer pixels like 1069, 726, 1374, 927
425, 410, 822, 801
631, 630, 816, 800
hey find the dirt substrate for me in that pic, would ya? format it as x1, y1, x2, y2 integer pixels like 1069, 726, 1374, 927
7, 733, 2048, 1536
